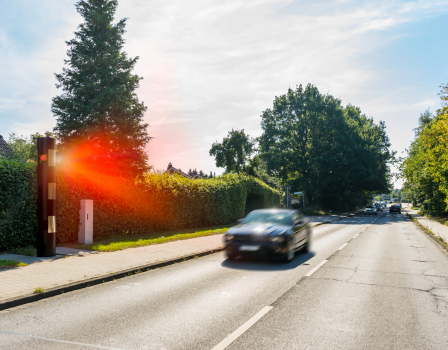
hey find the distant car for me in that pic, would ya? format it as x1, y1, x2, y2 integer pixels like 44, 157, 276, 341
364, 205, 378, 215
389, 204, 401, 214
375, 204, 383, 212
223, 209, 311, 263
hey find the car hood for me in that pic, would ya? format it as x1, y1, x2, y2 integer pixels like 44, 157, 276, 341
227, 223, 290, 236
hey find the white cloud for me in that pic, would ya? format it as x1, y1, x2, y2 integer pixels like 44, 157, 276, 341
1, 0, 448, 185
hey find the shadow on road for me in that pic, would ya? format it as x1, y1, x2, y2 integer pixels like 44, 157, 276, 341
221, 251, 315, 271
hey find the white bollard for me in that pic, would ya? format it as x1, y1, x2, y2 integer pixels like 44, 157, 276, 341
79, 199, 93, 244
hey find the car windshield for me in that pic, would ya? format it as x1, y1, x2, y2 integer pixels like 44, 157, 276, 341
366, 205, 374, 208
242, 211, 293, 225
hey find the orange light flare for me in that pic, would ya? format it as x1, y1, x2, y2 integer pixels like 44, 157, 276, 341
60, 135, 151, 211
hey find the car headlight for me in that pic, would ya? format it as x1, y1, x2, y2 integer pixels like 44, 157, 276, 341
269, 236, 285, 243
225, 234, 234, 241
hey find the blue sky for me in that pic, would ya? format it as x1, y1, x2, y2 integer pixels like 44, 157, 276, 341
1, 0, 447, 186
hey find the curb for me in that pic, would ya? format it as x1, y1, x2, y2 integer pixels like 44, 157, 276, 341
0, 247, 224, 312
406, 212, 448, 253
0, 211, 362, 312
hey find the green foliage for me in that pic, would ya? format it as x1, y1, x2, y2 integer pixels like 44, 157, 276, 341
0, 158, 37, 250
401, 105, 448, 215
1, 159, 280, 246
52, 0, 151, 177
0, 259, 27, 269
55, 172, 280, 243
258, 84, 393, 210
12, 246, 36, 256
210, 129, 255, 174
6, 132, 56, 162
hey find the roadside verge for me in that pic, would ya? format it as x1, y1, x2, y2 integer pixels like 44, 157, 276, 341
1, 211, 359, 312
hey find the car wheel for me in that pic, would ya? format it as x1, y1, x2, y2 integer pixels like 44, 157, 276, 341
283, 239, 295, 263
225, 251, 238, 260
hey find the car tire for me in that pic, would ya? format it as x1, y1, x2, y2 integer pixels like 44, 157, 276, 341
283, 239, 295, 263
225, 251, 238, 260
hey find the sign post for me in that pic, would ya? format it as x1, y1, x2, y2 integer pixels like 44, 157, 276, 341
285, 184, 291, 208
37, 137, 56, 257
294, 192, 305, 209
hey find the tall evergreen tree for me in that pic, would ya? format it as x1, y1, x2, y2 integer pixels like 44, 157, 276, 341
52, 0, 151, 177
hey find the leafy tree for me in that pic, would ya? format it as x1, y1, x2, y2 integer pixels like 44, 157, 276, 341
401, 103, 448, 215
6, 132, 56, 163
210, 129, 255, 174
439, 82, 448, 107
258, 84, 393, 209
52, 0, 151, 177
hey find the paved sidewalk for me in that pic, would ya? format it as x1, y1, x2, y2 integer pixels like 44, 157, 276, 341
0, 234, 223, 305
405, 205, 448, 244
0, 213, 352, 309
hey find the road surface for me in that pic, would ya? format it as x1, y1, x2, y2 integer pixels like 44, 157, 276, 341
1, 213, 447, 349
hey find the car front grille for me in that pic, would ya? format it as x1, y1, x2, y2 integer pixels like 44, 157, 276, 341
233, 235, 269, 243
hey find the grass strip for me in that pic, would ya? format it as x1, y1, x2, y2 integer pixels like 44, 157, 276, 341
67, 225, 231, 252
0, 259, 28, 269
407, 213, 448, 249
11, 246, 36, 256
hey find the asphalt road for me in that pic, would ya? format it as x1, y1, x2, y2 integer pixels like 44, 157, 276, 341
1, 212, 447, 349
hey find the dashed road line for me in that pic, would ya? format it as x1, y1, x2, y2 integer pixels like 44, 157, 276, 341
337, 243, 348, 251
353, 233, 359, 238
305, 260, 328, 277
211, 306, 273, 350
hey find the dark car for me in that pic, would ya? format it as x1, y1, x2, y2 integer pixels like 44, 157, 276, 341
223, 209, 311, 263
389, 204, 401, 214
375, 203, 383, 212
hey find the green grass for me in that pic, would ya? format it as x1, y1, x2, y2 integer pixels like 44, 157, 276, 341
33, 287, 44, 294
12, 246, 36, 256
407, 213, 448, 247
64, 224, 233, 252
0, 259, 28, 269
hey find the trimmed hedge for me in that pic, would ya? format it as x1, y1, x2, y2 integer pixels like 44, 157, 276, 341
56, 172, 281, 243
1, 163, 281, 246
0, 158, 37, 250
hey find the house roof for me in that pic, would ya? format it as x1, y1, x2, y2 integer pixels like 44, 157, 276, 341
164, 162, 204, 179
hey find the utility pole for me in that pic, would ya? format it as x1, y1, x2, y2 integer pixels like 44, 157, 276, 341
285, 184, 291, 208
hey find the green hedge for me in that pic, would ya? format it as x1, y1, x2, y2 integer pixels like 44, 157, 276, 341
1, 164, 281, 246
0, 158, 37, 250
56, 172, 281, 242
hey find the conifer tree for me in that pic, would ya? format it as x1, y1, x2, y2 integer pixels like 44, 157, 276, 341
52, 0, 151, 177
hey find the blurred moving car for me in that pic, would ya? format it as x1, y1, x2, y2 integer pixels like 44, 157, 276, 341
389, 204, 401, 214
364, 205, 378, 215
375, 203, 383, 212
223, 209, 311, 263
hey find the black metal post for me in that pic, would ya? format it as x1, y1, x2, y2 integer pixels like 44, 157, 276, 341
37, 137, 56, 257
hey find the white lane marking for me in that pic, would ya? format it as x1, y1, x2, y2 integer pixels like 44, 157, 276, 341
211, 306, 273, 350
353, 233, 359, 238
337, 243, 348, 251
0, 330, 124, 350
305, 260, 328, 277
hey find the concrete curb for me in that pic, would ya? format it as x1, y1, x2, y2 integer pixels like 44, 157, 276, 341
1, 211, 361, 312
0, 247, 224, 312
406, 212, 448, 254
